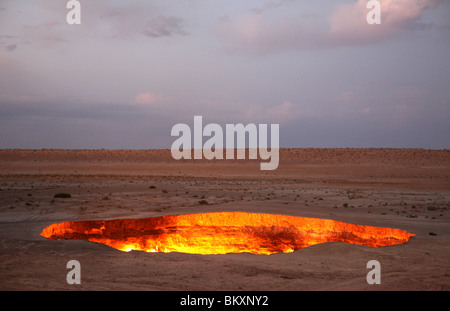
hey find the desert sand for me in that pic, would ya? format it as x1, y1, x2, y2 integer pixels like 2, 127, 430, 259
0, 148, 449, 291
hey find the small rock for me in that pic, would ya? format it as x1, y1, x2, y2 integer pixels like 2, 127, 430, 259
54, 193, 71, 198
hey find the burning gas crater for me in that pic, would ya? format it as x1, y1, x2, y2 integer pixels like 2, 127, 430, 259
41, 212, 414, 255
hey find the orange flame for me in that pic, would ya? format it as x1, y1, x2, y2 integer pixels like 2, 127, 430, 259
40, 212, 414, 255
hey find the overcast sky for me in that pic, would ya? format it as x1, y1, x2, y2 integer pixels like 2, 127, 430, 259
0, 0, 449, 149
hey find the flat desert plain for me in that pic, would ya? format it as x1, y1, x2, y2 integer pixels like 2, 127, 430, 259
0, 148, 449, 291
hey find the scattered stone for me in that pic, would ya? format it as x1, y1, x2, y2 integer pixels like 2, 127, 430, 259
54, 193, 71, 198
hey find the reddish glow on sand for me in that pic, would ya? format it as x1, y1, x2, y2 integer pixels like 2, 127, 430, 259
40, 212, 414, 255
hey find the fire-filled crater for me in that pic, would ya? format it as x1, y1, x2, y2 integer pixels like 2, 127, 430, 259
40, 212, 415, 255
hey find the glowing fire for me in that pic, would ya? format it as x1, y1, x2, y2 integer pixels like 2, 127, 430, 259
40, 212, 414, 255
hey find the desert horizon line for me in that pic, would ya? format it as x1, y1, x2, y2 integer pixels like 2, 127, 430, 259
0, 147, 448, 151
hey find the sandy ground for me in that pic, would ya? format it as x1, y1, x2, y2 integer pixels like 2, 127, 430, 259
0, 148, 449, 291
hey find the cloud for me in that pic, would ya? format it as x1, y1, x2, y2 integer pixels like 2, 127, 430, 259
93, 4, 187, 39
218, 0, 443, 55
268, 101, 293, 119
240, 101, 300, 124
135, 92, 164, 105
219, 14, 229, 22
5, 20, 68, 50
250, 0, 294, 15
333, 91, 373, 119
4, 44, 17, 51
327, 0, 442, 45
218, 12, 320, 55
0, 55, 30, 99
142, 15, 187, 38
3, 2, 187, 51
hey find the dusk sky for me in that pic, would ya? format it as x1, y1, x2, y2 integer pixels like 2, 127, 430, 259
0, 0, 449, 149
